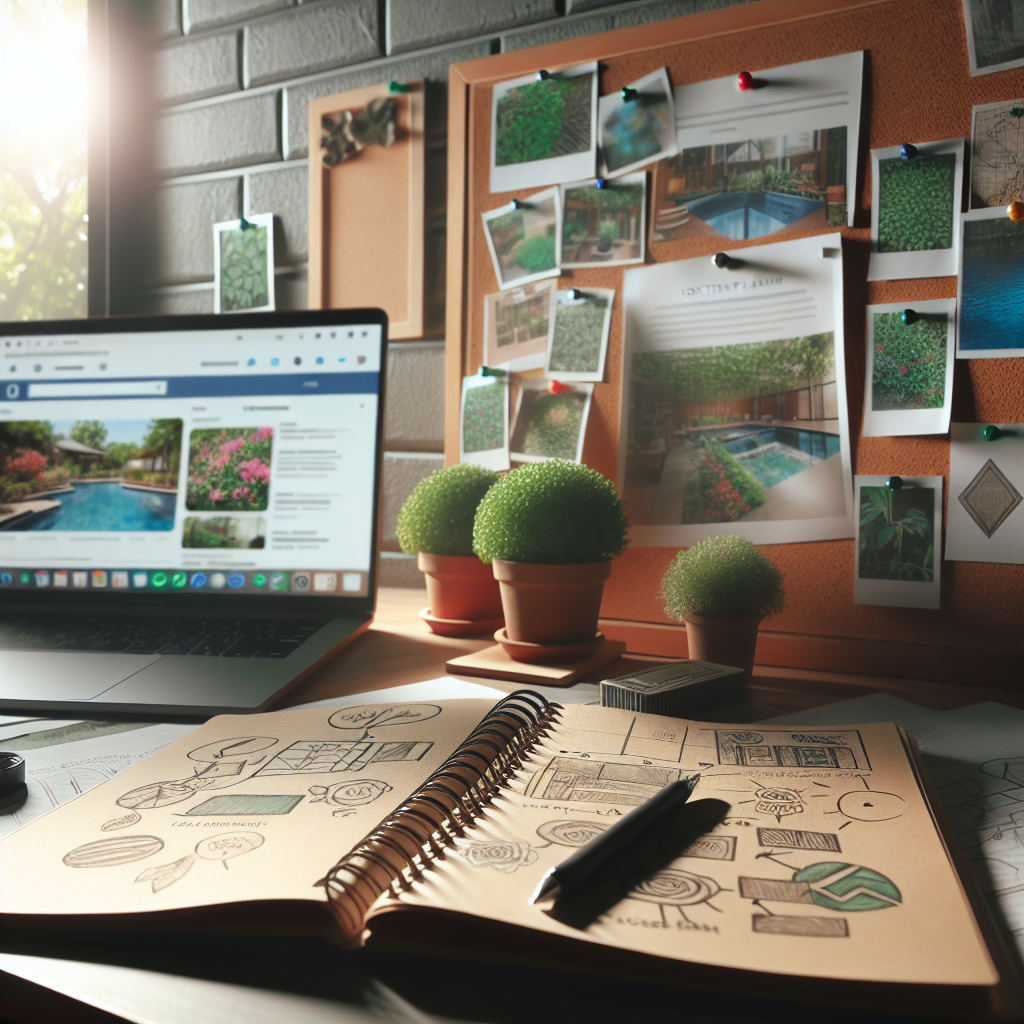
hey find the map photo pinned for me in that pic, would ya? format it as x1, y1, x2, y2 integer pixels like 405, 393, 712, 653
969, 99, 1024, 209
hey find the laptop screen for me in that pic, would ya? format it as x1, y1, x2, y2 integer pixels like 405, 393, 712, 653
0, 313, 384, 604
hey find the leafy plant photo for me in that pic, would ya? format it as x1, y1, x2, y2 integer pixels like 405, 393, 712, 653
219, 225, 270, 311
186, 427, 273, 511
495, 75, 592, 167
877, 154, 955, 253
871, 311, 947, 410
859, 486, 934, 582
463, 382, 505, 453
549, 297, 608, 373
519, 392, 585, 460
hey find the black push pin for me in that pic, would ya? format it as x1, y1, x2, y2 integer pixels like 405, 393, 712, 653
239, 217, 253, 231
712, 251, 740, 269
886, 476, 904, 490
569, 288, 584, 300
388, 80, 410, 93
901, 308, 919, 326
621, 87, 637, 101
900, 143, 918, 160
510, 198, 528, 210
536, 70, 551, 81
983, 424, 1003, 442
595, 178, 609, 189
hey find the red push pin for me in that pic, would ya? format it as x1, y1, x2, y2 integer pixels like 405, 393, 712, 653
548, 380, 571, 394
737, 71, 755, 91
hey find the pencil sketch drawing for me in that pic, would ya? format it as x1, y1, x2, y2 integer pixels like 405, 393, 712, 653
677, 834, 737, 861
535, 819, 610, 848
63, 835, 165, 868
187, 737, 279, 764
101, 811, 142, 832
328, 704, 442, 731
752, 914, 849, 936
136, 832, 265, 893
460, 840, 537, 873
624, 868, 726, 925
561, 715, 688, 761
742, 857, 901, 912
308, 779, 393, 815
179, 794, 304, 816
757, 827, 842, 852
715, 729, 870, 770
255, 739, 433, 776
525, 756, 686, 805
753, 787, 806, 820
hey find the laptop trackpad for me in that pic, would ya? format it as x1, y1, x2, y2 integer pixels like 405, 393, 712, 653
0, 652, 162, 701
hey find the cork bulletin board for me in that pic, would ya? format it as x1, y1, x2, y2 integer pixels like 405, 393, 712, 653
444, 0, 1023, 688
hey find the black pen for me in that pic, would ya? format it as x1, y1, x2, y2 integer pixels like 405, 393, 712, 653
529, 773, 701, 906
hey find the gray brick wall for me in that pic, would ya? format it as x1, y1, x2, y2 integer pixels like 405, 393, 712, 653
150, 0, 753, 586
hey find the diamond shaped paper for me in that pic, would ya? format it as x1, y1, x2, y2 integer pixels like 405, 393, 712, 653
958, 459, 1022, 538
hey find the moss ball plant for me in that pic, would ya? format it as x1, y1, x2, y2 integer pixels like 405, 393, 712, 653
396, 464, 499, 558
662, 535, 784, 620
473, 460, 629, 565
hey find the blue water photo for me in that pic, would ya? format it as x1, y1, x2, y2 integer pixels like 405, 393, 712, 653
959, 220, 1024, 351
685, 191, 823, 241
0, 481, 176, 531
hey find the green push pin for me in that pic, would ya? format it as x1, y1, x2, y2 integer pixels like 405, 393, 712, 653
900, 308, 919, 326
388, 81, 410, 93
886, 476, 904, 490
479, 366, 508, 378
621, 87, 637, 101
983, 425, 1003, 442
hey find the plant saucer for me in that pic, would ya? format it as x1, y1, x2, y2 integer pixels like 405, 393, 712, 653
494, 628, 604, 664
419, 608, 505, 638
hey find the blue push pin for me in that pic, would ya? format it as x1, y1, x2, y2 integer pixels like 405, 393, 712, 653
901, 143, 918, 160
901, 308, 919, 325
887, 476, 904, 490
595, 178, 609, 189
983, 424, 1003, 442
536, 70, 551, 81
621, 87, 637, 101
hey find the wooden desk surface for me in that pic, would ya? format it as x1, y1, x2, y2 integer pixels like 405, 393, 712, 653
280, 587, 1023, 714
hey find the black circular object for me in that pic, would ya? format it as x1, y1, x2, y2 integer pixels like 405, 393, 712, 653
0, 751, 27, 814
887, 476, 904, 490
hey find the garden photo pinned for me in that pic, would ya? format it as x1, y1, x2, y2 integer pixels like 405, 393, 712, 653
946, 423, 1024, 564
544, 288, 614, 383
560, 174, 646, 268
862, 299, 955, 438
510, 380, 593, 464
483, 280, 555, 370
481, 188, 561, 291
460, 374, 509, 473
969, 99, 1024, 209
489, 62, 598, 193
854, 476, 942, 610
957, 205, 1024, 358
597, 67, 676, 179
868, 139, 964, 281
213, 213, 275, 314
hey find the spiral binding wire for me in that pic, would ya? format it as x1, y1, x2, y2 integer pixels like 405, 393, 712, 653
324, 689, 561, 939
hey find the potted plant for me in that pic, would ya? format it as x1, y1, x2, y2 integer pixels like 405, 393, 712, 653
396, 464, 502, 634
472, 460, 629, 649
661, 535, 784, 682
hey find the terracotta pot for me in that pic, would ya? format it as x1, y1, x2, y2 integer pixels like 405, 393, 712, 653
684, 614, 763, 682
492, 559, 612, 645
418, 553, 503, 623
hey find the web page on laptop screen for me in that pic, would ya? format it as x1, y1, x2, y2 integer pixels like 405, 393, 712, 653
0, 323, 381, 600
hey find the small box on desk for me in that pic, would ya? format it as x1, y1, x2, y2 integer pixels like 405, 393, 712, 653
600, 660, 745, 716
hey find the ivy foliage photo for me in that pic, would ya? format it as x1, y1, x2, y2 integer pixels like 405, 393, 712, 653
859, 486, 934, 582
462, 381, 505, 454
876, 154, 956, 253
871, 311, 947, 410
548, 296, 609, 374
495, 74, 593, 167
218, 224, 270, 311
186, 427, 273, 512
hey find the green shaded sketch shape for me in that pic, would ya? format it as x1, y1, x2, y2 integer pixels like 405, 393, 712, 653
181, 794, 304, 816
793, 862, 901, 911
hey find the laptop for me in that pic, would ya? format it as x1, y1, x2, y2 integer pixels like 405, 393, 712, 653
0, 309, 387, 719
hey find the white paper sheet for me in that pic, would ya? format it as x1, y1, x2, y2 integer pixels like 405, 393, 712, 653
763, 695, 1024, 964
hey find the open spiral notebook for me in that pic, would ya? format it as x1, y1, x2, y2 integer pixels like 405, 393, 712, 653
0, 692, 1019, 1019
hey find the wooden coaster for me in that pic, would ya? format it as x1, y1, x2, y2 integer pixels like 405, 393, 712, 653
446, 637, 627, 686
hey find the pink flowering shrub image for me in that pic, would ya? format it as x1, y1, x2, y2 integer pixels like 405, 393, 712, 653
186, 427, 273, 511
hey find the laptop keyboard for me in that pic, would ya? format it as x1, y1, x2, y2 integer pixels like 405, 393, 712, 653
0, 617, 325, 659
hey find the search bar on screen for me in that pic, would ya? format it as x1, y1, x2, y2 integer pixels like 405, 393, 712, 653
27, 380, 168, 399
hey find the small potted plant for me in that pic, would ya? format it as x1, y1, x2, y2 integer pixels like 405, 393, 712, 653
473, 460, 629, 651
396, 464, 502, 635
661, 535, 784, 682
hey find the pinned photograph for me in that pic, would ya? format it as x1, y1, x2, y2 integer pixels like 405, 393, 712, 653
213, 213, 275, 313
544, 288, 614, 382
510, 380, 592, 464
598, 68, 676, 179
957, 206, 1023, 358
182, 517, 267, 550
651, 128, 848, 243
970, 99, 1023, 208
962, 0, 1024, 76
483, 280, 555, 369
460, 374, 509, 472
561, 174, 645, 267
669, 51, 864, 236
620, 232, 854, 547
490, 63, 598, 193
481, 188, 561, 290
862, 299, 955, 437
868, 139, 964, 281
854, 476, 942, 609
946, 423, 1024, 564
